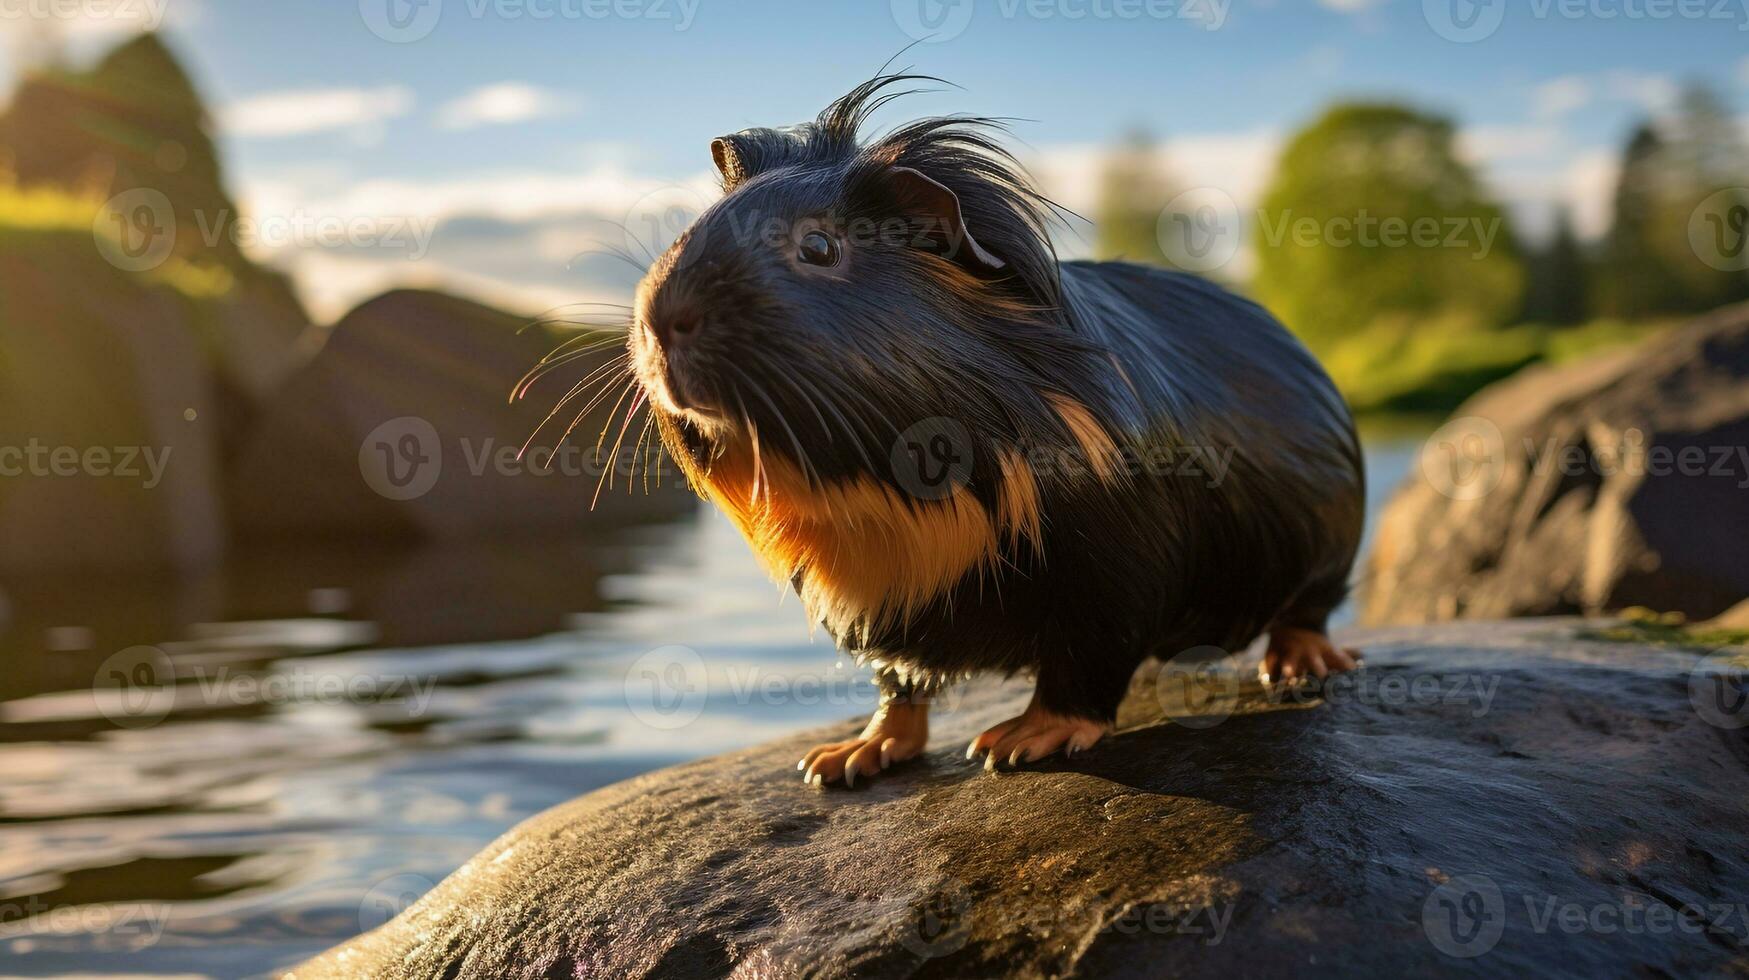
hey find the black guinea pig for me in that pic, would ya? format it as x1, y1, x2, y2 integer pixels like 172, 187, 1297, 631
624, 74, 1365, 786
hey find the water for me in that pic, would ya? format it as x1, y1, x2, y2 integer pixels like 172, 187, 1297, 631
0, 443, 1420, 979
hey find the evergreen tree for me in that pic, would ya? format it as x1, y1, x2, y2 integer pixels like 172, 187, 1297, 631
1521, 207, 1590, 326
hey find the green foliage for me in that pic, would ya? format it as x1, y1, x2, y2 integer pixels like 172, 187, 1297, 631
1520, 208, 1590, 326
1327, 313, 1673, 417
1250, 103, 1526, 348
1594, 85, 1749, 318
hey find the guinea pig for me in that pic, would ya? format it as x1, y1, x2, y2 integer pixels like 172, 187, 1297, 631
624, 74, 1365, 786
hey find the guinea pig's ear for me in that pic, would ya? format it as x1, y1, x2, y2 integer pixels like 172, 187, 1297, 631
710, 136, 750, 190
887, 166, 1008, 276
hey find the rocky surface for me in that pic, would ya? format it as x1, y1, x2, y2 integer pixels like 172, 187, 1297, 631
228, 289, 694, 543
290, 620, 1749, 979
1362, 303, 1749, 626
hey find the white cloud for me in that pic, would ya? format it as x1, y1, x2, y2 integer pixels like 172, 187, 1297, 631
1603, 70, 1679, 114
1532, 76, 1592, 119
1459, 125, 1565, 164
220, 86, 414, 139
1026, 129, 1281, 219
434, 82, 578, 131
1317, 0, 1385, 10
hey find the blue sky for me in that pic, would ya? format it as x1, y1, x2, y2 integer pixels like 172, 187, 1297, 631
3, 0, 1745, 319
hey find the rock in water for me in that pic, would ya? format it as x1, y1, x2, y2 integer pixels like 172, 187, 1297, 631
229, 289, 695, 543
1362, 303, 1749, 626
288, 621, 1749, 978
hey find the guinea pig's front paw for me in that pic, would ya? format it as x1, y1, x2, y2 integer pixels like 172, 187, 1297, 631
1261, 627, 1361, 684
798, 701, 928, 788
966, 703, 1110, 771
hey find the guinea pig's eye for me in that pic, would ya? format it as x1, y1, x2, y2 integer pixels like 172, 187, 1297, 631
797, 230, 840, 267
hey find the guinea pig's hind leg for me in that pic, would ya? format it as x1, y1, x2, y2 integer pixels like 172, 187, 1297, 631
966, 691, 1113, 771
798, 686, 929, 788
1261, 626, 1360, 683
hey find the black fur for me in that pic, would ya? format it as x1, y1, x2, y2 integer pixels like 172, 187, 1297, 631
631, 76, 1365, 724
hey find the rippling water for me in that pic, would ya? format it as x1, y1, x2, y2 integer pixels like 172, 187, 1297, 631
0, 443, 1418, 978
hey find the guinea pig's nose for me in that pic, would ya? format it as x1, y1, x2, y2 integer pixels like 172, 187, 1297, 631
650, 310, 702, 352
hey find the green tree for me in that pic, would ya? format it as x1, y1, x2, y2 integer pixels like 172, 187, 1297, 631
1250, 103, 1525, 347
1093, 129, 1175, 266
1595, 85, 1749, 318
1521, 207, 1590, 326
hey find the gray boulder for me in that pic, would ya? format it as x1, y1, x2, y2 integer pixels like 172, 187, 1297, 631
1362, 303, 1749, 626
228, 289, 694, 543
288, 620, 1749, 979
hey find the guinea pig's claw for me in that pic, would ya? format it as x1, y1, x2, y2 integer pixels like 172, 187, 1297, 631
968, 704, 1110, 771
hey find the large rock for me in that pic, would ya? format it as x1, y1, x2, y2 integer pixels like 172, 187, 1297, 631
0, 230, 227, 574
228, 289, 693, 542
1362, 303, 1749, 625
0, 33, 311, 404
289, 620, 1749, 978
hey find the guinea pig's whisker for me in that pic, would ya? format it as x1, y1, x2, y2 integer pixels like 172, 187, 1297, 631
512, 348, 626, 403
519, 359, 632, 458
725, 362, 820, 489
591, 387, 649, 505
